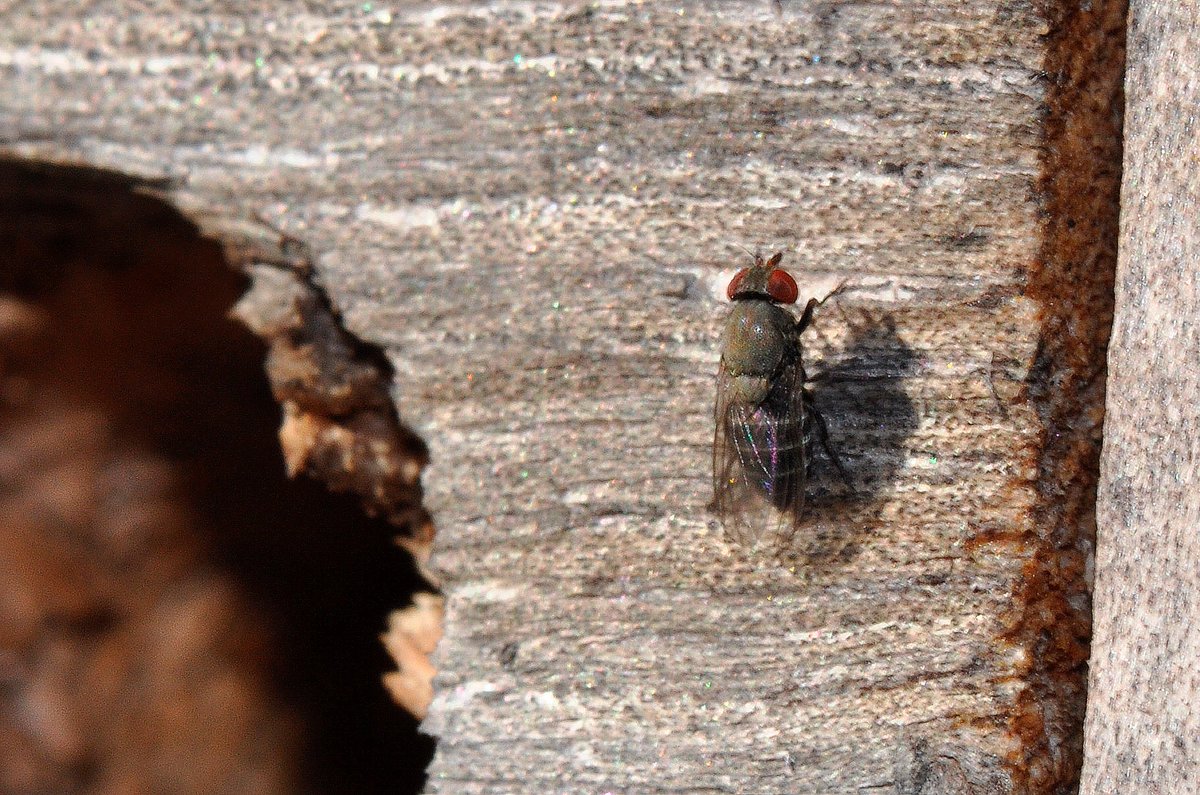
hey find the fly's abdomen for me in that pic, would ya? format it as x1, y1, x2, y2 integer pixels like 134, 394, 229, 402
728, 379, 805, 504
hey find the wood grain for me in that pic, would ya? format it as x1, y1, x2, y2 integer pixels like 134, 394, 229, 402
0, 2, 1125, 792
1081, 3, 1200, 792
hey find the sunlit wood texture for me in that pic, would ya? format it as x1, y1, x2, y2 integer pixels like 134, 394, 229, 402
0, 2, 1124, 792
1082, 3, 1199, 792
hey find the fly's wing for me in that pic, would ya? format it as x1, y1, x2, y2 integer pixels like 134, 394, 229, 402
711, 354, 808, 549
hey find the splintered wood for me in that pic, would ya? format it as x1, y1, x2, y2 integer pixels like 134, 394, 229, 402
0, 1, 1123, 792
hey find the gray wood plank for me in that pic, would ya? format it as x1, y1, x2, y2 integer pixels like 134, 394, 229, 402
1081, 3, 1200, 792
0, 2, 1125, 791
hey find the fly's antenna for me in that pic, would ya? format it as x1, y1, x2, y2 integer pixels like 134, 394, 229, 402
729, 242, 761, 264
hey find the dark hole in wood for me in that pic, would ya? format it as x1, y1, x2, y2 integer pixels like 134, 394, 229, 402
0, 159, 433, 794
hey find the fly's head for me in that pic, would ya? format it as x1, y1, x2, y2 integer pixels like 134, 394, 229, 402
726, 251, 799, 305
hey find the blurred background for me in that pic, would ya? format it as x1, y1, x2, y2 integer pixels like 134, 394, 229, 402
0, 161, 432, 794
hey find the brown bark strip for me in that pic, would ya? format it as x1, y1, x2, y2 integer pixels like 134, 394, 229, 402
1002, 1, 1125, 790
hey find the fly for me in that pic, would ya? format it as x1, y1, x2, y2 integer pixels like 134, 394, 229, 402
710, 251, 847, 549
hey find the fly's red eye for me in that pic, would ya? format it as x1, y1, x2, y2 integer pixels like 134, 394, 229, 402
726, 269, 749, 300
767, 269, 798, 304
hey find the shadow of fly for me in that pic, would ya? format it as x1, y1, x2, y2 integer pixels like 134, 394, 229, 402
710, 251, 847, 549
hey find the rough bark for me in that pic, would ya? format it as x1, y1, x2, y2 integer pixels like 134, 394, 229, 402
0, 2, 1125, 792
1081, 4, 1200, 792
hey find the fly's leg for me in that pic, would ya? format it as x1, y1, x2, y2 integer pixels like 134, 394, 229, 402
803, 389, 853, 493
796, 280, 854, 492
796, 297, 820, 334
796, 280, 850, 334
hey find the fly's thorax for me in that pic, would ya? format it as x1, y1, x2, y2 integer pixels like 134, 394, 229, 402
721, 299, 796, 379
724, 373, 772, 405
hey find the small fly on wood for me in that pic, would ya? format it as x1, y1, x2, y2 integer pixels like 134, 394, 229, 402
711, 251, 848, 549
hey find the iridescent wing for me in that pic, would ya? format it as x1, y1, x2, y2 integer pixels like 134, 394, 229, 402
711, 352, 808, 550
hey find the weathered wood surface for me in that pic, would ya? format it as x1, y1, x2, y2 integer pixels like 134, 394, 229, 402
1081, 4, 1200, 793
0, 2, 1124, 792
